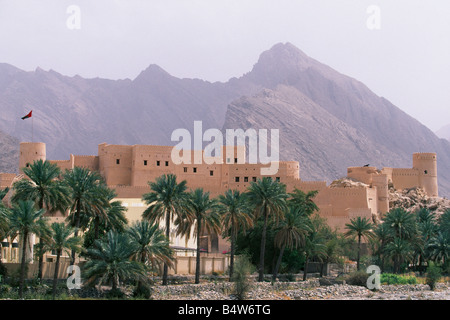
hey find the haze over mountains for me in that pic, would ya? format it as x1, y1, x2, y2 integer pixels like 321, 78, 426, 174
436, 124, 450, 141
1, 42, 450, 196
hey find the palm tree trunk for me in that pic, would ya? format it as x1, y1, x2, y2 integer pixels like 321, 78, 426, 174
379, 243, 385, 273
71, 200, 81, 265
258, 206, 268, 282
162, 209, 171, 285
357, 235, 361, 271
37, 240, 44, 282
19, 230, 28, 299
195, 218, 202, 284
136, 252, 146, 294
112, 277, 118, 291
272, 244, 286, 281
37, 198, 45, 282
394, 257, 399, 274
52, 249, 61, 299
229, 229, 235, 281
303, 255, 309, 281
319, 259, 327, 277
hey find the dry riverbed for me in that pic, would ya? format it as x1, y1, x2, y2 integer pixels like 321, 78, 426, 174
151, 279, 450, 300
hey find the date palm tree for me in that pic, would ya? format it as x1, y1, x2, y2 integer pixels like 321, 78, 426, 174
179, 188, 221, 284
246, 177, 288, 282
302, 234, 326, 281
272, 205, 310, 280
83, 231, 147, 295
217, 189, 253, 280
127, 220, 174, 295
82, 187, 128, 248
416, 212, 438, 274
288, 188, 319, 216
427, 232, 450, 267
12, 159, 71, 281
64, 167, 107, 265
372, 222, 393, 273
385, 237, 413, 273
8, 200, 47, 298
142, 174, 188, 285
302, 214, 327, 281
344, 216, 375, 270
438, 209, 450, 235
49, 222, 81, 299
384, 208, 417, 240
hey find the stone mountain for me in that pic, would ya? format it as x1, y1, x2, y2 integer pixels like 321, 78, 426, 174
1, 42, 449, 196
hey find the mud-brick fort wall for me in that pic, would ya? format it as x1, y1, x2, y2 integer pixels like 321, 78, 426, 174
0, 173, 16, 189
11, 142, 440, 236
384, 153, 438, 197
98, 143, 133, 186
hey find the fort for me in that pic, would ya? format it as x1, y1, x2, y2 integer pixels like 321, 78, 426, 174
0, 141, 439, 272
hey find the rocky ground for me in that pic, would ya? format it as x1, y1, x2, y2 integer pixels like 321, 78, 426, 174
389, 187, 450, 216
151, 278, 450, 300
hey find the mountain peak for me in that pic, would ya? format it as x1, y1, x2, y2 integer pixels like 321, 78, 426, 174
256, 42, 311, 68
134, 64, 171, 82
244, 42, 319, 87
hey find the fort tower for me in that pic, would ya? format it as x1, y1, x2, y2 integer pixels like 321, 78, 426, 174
413, 152, 438, 197
19, 142, 46, 173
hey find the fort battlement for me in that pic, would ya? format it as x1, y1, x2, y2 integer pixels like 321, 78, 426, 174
413, 152, 437, 159
392, 168, 419, 176
346, 208, 372, 219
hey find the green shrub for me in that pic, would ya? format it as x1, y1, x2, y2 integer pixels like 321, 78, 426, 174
380, 273, 417, 285
231, 255, 255, 300
346, 270, 369, 287
0, 262, 7, 279
426, 263, 442, 291
133, 283, 152, 299
0, 284, 12, 298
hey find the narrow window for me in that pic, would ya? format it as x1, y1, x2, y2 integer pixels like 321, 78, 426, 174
234, 158, 238, 164
116, 159, 120, 165
244, 177, 248, 182
252, 177, 257, 182
276, 177, 280, 182
184, 167, 188, 173
235, 177, 240, 183
144, 160, 147, 166
193, 167, 197, 173
210, 170, 214, 176
165, 161, 169, 166
156, 161, 160, 166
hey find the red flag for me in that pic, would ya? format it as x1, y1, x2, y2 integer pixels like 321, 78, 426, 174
21, 110, 32, 120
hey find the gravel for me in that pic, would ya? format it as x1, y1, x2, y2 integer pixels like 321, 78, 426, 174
151, 280, 450, 300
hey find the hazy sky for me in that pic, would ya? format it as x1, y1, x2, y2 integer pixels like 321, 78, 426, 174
0, 0, 449, 132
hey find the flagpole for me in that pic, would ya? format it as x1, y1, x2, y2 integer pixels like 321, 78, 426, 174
32, 115, 34, 142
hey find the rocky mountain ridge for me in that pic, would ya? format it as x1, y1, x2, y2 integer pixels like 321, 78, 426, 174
1, 42, 449, 196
